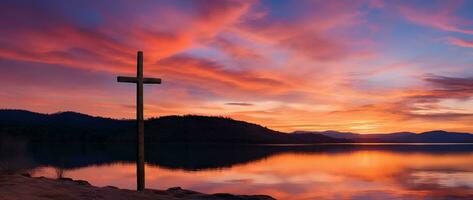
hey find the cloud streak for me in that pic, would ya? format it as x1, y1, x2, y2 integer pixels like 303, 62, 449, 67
398, 1, 473, 34
447, 37, 473, 48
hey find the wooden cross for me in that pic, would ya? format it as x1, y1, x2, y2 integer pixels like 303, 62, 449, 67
117, 51, 161, 191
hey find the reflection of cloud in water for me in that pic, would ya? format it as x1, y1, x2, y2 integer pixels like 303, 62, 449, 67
411, 171, 473, 188
224, 178, 253, 183
7, 143, 473, 200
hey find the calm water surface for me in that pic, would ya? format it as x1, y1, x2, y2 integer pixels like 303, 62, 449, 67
2, 142, 473, 199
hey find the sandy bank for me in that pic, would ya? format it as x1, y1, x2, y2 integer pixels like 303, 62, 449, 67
0, 174, 275, 200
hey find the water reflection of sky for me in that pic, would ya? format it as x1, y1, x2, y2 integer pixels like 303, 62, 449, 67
412, 171, 473, 188
30, 150, 473, 200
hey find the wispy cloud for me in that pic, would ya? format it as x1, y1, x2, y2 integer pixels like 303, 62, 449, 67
398, 1, 473, 34
447, 37, 473, 48
225, 102, 254, 106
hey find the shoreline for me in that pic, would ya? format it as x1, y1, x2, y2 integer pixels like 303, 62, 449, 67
0, 173, 275, 200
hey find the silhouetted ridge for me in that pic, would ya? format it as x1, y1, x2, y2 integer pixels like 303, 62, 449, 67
144, 115, 343, 143
0, 109, 48, 123
0, 110, 346, 144
302, 130, 473, 143
3, 110, 472, 143
0, 109, 132, 143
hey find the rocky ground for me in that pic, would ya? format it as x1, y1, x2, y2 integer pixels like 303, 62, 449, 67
0, 174, 275, 200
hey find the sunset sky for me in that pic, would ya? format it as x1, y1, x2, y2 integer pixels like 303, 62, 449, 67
1, 0, 473, 133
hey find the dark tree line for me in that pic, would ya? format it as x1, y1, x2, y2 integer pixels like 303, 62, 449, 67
0, 110, 347, 144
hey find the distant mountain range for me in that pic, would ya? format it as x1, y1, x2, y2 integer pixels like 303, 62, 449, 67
293, 130, 473, 143
0, 109, 345, 144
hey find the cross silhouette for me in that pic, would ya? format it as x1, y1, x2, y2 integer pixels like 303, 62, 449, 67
117, 51, 161, 191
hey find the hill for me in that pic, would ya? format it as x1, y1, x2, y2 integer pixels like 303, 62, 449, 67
0, 109, 346, 144
294, 130, 473, 143
4, 109, 471, 144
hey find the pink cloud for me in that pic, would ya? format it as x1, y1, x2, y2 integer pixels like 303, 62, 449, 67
155, 55, 295, 97
447, 36, 473, 48
0, 0, 254, 74
399, 3, 473, 34
210, 37, 266, 62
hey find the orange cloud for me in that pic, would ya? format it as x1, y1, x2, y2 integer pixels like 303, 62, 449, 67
0, 0, 254, 74
157, 55, 290, 94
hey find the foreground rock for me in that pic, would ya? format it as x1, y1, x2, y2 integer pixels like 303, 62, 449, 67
0, 174, 275, 200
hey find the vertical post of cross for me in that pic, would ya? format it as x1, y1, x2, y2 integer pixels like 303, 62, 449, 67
136, 51, 145, 191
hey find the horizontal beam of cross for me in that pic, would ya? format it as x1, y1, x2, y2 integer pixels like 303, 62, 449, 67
117, 76, 162, 84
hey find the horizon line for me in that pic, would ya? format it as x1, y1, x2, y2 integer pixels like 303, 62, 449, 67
1, 108, 469, 135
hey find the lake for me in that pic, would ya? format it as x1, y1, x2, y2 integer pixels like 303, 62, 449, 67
2, 141, 473, 199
